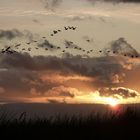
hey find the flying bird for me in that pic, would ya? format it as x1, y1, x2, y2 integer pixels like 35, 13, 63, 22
15, 44, 21, 47
53, 30, 58, 34
86, 40, 90, 42
33, 40, 37, 43
68, 26, 72, 29
72, 27, 76, 30
64, 27, 68, 30
57, 47, 61, 49
28, 48, 31, 51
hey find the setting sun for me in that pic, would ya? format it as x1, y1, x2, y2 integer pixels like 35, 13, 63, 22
105, 98, 118, 107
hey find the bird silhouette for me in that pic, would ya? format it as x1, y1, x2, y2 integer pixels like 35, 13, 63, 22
72, 27, 76, 30
68, 26, 72, 29
0, 47, 16, 54
5, 47, 11, 51
50, 45, 54, 49
15, 44, 21, 47
69, 41, 73, 44
28, 48, 31, 51
53, 30, 58, 34
64, 27, 68, 30
33, 40, 37, 43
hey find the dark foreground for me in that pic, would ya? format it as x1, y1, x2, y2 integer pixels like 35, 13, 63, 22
0, 106, 140, 139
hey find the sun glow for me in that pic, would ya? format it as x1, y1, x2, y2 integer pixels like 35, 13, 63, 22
104, 98, 118, 107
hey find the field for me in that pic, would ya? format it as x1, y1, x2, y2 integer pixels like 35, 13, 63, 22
0, 104, 140, 139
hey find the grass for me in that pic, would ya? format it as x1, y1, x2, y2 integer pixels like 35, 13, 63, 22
0, 107, 140, 139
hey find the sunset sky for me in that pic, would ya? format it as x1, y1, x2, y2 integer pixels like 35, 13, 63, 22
0, 0, 140, 105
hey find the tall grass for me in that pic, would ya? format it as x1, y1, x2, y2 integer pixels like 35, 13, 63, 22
0, 107, 140, 139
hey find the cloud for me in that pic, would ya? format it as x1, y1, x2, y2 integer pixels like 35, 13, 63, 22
41, 0, 63, 10
0, 48, 139, 103
87, 0, 140, 4
0, 29, 24, 40
32, 19, 40, 23
38, 39, 57, 50
0, 87, 5, 94
104, 0, 140, 3
46, 86, 76, 98
47, 99, 61, 103
98, 87, 140, 99
0, 29, 38, 41
65, 15, 93, 21
103, 37, 139, 57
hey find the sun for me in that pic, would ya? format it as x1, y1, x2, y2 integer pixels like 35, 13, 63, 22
105, 98, 118, 107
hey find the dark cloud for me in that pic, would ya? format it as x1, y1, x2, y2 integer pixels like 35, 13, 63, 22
88, 0, 140, 4
0, 52, 135, 97
41, 0, 62, 10
104, 0, 140, 3
32, 19, 40, 23
32, 19, 43, 26
0, 29, 38, 41
47, 99, 61, 103
0, 53, 128, 86
103, 37, 139, 57
99, 87, 139, 99
0, 39, 139, 103
38, 39, 57, 50
0, 29, 23, 40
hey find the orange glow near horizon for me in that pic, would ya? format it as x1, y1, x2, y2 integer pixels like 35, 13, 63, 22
7, 89, 139, 105
104, 97, 118, 107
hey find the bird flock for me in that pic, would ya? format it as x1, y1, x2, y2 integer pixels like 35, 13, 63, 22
0, 25, 139, 59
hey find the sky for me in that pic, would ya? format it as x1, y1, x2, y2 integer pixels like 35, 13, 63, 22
0, 0, 140, 104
